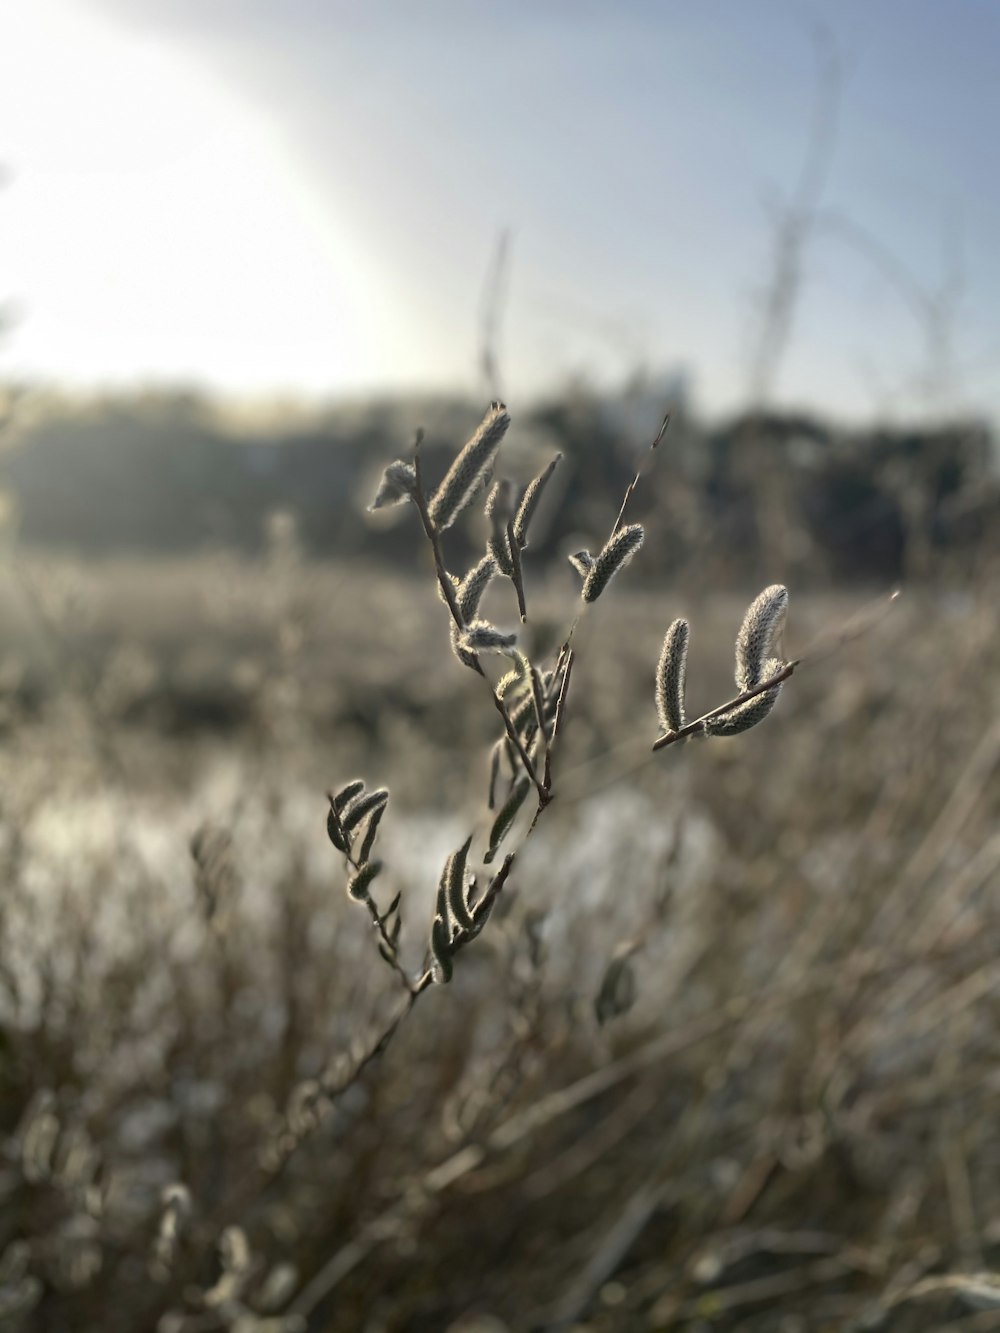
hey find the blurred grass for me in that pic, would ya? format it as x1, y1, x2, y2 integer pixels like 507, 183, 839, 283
0, 549, 998, 1331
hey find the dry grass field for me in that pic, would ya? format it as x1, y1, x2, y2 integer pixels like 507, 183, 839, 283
1, 534, 998, 1331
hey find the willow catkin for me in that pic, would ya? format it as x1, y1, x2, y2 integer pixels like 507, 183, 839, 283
704, 656, 785, 737
346, 860, 383, 901
567, 550, 594, 577
459, 620, 518, 654
430, 916, 454, 984
735, 584, 788, 689
450, 555, 498, 667
513, 453, 562, 548
428, 401, 510, 531
340, 788, 389, 834
368, 460, 416, 511
485, 777, 531, 863
582, 523, 644, 603
329, 779, 364, 817
485, 479, 516, 575
655, 617, 689, 734
457, 555, 497, 620
496, 652, 530, 699
441, 836, 474, 934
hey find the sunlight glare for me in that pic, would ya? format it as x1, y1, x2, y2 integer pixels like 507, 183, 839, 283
0, 0, 383, 395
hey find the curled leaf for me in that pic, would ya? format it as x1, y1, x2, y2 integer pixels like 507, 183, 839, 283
441, 836, 475, 934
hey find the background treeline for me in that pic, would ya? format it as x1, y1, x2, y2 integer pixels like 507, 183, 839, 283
2, 389, 996, 583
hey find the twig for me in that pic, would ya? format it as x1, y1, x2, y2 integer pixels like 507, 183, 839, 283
412, 437, 546, 801
327, 798, 412, 993
289, 960, 886, 1320
653, 661, 799, 750
610, 410, 671, 538
506, 516, 528, 622
653, 588, 900, 752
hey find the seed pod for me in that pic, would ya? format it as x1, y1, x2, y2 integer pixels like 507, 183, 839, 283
704, 658, 785, 737
368, 459, 416, 511
656, 618, 689, 734
429, 402, 511, 531
735, 584, 788, 690
346, 860, 382, 901
459, 620, 518, 655
513, 454, 562, 549
582, 524, 644, 603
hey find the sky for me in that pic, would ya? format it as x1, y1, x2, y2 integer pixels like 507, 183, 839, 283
1, 0, 999, 422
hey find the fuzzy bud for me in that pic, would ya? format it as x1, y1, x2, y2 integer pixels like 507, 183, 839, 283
704, 657, 786, 737
735, 584, 789, 690
656, 617, 689, 735
428, 402, 511, 531
513, 454, 561, 549
582, 523, 644, 603
459, 620, 518, 655
369, 460, 416, 511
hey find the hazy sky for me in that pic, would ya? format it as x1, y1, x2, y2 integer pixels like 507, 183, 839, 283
2, 0, 999, 421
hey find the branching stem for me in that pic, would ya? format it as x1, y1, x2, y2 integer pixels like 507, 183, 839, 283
652, 661, 799, 751
412, 437, 546, 801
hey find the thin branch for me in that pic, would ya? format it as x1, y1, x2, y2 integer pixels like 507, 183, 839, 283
328, 797, 412, 992
412, 435, 546, 800
543, 649, 574, 793
652, 661, 799, 751
610, 410, 671, 538
478, 227, 511, 400
653, 588, 900, 752
506, 516, 528, 622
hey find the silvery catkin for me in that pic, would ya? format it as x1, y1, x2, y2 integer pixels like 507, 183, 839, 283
735, 584, 788, 689
582, 523, 645, 603
428, 401, 511, 531
656, 617, 689, 734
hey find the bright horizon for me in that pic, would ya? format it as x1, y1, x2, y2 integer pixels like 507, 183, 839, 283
2, 0, 1000, 424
